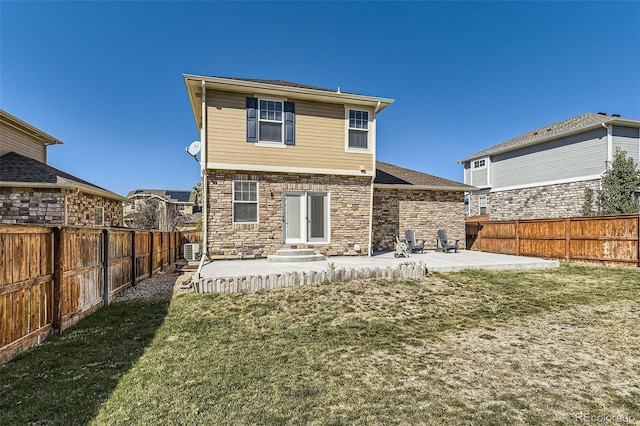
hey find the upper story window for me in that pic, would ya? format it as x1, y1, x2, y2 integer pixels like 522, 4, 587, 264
348, 109, 369, 149
472, 159, 487, 169
259, 100, 283, 142
247, 97, 295, 146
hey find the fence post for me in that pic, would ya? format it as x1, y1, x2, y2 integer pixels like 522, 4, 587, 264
103, 229, 110, 307
637, 214, 640, 267
131, 230, 136, 287
149, 232, 154, 276
514, 220, 520, 256
52, 227, 63, 333
565, 217, 571, 261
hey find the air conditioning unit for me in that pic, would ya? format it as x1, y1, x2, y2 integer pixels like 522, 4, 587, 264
183, 243, 201, 262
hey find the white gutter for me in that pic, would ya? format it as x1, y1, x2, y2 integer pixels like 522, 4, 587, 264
200, 79, 208, 258
194, 80, 209, 288
604, 123, 613, 164
368, 101, 382, 257
374, 183, 475, 192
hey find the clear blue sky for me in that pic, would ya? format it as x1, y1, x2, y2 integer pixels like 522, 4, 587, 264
2, 1, 639, 197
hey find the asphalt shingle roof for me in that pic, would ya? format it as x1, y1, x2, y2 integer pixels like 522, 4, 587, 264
375, 161, 474, 191
459, 112, 640, 163
0, 152, 123, 200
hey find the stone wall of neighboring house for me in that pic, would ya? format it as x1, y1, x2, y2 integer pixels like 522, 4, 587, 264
372, 188, 466, 251
0, 187, 123, 226
469, 179, 601, 221
205, 170, 371, 258
0, 188, 66, 224
65, 190, 123, 227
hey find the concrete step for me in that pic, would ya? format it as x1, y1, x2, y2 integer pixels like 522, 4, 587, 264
267, 254, 326, 263
268, 249, 325, 263
275, 248, 316, 257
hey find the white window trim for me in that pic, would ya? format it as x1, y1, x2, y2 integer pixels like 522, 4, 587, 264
472, 158, 487, 170
345, 106, 374, 153
258, 98, 284, 145
283, 191, 331, 245
232, 180, 259, 224
478, 195, 487, 215
94, 206, 105, 226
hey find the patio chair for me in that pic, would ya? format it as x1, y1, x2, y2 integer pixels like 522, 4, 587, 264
405, 230, 425, 253
394, 235, 410, 258
436, 230, 459, 253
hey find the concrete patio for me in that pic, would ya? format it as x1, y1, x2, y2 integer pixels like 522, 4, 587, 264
198, 250, 559, 281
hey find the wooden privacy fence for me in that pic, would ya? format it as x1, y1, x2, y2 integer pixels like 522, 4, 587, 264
0, 225, 202, 364
466, 214, 640, 266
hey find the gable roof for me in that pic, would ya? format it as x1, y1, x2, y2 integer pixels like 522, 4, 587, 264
375, 161, 474, 191
127, 189, 195, 204
0, 152, 126, 201
459, 112, 640, 163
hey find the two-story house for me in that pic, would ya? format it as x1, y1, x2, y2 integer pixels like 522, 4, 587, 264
184, 75, 473, 258
460, 112, 640, 221
124, 189, 199, 230
0, 109, 126, 226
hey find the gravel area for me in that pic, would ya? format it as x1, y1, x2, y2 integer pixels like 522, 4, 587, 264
113, 267, 195, 302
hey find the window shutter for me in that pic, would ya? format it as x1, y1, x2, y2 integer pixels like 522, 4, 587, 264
246, 97, 258, 142
284, 101, 295, 146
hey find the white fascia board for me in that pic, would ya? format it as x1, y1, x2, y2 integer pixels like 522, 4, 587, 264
183, 74, 394, 111
374, 183, 474, 192
206, 162, 374, 177
490, 174, 603, 192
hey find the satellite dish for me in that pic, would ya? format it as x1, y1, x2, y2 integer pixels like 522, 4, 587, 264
187, 141, 201, 156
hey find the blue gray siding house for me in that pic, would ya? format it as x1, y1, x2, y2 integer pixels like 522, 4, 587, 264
459, 112, 640, 220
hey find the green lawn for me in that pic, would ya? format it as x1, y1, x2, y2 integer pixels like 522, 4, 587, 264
1, 263, 639, 425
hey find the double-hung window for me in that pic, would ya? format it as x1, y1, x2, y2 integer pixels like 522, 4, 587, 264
94, 207, 104, 226
246, 97, 295, 145
233, 181, 258, 223
348, 109, 369, 149
259, 100, 283, 142
479, 195, 487, 215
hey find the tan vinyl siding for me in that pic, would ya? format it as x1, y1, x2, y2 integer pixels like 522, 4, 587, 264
0, 123, 46, 162
205, 90, 373, 172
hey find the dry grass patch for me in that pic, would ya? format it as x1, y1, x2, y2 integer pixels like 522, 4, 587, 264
2, 263, 639, 425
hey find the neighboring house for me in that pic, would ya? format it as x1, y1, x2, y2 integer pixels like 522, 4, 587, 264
183, 75, 472, 258
459, 112, 640, 221
124, 189, 199, 230
0, 109, 126, 226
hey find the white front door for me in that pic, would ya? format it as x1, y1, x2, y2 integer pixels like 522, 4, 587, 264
284, 192, 329, 244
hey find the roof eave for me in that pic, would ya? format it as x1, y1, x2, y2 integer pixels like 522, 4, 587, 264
458, 120, 630, 163
183, 74, 394, 130
0, 181, 127, 202
0, 110, 64, 146
374, 183, 476, 192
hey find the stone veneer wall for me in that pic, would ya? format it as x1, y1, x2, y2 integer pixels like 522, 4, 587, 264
0, 187, 123, 227
372, 188, 466, 251
0, 188, 66, 224
470, 179, 601, 221
206, 170, 372, 258
65, 190, 123, 227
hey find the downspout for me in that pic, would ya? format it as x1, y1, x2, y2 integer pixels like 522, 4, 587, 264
603, 123, 613, 164
368, 101, 382, 257
195, 80, 208, 286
